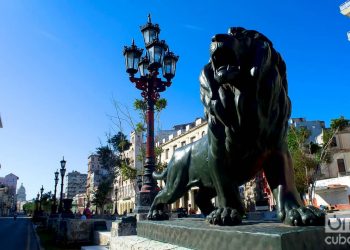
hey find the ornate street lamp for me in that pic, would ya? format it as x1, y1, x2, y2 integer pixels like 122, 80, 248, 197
39, 185, 44, 211
123, 14, 179, 214
51, 170, 59, 214
58, 157, 66, 213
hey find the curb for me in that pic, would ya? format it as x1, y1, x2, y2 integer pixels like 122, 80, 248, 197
32, 222, 45, 250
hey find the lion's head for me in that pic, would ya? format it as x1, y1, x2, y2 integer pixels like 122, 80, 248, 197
200, 27, 290, 148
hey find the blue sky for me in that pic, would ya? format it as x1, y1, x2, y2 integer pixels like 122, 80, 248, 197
0, 0, 349, 200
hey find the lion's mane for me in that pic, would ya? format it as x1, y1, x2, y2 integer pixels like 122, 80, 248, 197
200, 27, 291, 153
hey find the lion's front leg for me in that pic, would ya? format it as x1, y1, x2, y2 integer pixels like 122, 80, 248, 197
264, 151, 325, 226
206, 182, 243, 226
206, 130, 244, 226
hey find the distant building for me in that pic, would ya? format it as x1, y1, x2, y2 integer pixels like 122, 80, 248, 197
65, 171, 87, 199
72, 193, 87, 214
289, 118, 325, 143
340, 1, 350, 41
16, 183, 26, 202
157, 118, 208, 213
114, 131, 143, 214
319, 126, 350, 179
0, 173, 19, 196
0, 186, 11, 216
86, 154, 109, 203
340, 0, 350, 17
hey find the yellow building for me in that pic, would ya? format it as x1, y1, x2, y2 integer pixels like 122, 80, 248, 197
156, 118, 208, 213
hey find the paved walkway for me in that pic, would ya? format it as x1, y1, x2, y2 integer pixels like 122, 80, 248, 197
0, 216, 39, 250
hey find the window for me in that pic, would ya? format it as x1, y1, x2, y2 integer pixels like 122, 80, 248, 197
337, 159, 346, 174
331, 136, 337, 147
165, 149, 169, 159
201, 131, 206, 137
190, 136, 196, 143
173, 145, 177, 153
181, 141, 186, 147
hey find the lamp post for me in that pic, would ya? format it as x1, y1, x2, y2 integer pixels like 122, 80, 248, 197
52, 170, 59, 214
35, 193, 40, 212
58, 157, 66, 213
123, 14, 178, 214
39, 185, 44, 211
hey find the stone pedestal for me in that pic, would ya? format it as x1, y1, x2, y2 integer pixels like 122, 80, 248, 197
111, 216, 137, 237
134, 191, 157, 214
136, 218, 350, 250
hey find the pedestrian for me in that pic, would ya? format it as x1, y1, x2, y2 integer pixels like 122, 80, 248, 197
83, 203, 92, 219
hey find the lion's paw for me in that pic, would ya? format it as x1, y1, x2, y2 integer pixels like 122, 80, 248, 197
283, 205, 325, 226
147, 210, 169, 221
207, 207, 242, 226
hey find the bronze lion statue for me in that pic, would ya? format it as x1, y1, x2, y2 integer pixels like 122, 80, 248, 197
148, 27, 325, 226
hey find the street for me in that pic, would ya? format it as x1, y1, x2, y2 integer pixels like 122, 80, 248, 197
0, 216, 39, 250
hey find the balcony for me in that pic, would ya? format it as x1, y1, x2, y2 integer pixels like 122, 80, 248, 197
340, 0, 350, 17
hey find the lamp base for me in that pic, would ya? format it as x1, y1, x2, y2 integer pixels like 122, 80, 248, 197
134, 190, 158, 215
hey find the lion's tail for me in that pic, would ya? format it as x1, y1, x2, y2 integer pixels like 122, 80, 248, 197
152, 168, 168, 180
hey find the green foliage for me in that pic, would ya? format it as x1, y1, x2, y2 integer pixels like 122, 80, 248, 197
120, 162, 137, 180
155, 162, 167, 173
155, 98, 167, 112
287, 126, 310, 152
135, 122, 146, 133
108, 132, 131, 153
96, 145, 116, 171
133, 99, 147, 112
23, 201, 35, 214
91, 178, 113, 212
330, 116, 350, 131
288, 116, 349, 195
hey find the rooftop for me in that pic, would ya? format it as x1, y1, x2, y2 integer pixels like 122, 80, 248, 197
340, 0, 350, 16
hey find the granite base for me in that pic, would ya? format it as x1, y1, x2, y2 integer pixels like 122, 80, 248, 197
137, 218, 350, 250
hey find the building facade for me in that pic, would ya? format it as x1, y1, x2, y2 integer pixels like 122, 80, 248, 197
319, 126, 350, 179
86, 154, 103, 202
114, 131, 143, 214
0, 186, 11, 216
289, 118, 325, 143
157, 118, 208, 213
0, 173, 19, 196
340, 0, 350, 41
65, 171, 87, 199
16, 183, 26, 202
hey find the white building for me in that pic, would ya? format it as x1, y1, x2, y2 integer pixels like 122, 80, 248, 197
65, 171, 87, 199
16, 183, 26, 202
86, 154, 103, 202
114, 131, 143, 214
340, 0, 350, 17
319, 126, 350, 179
0, 173, 19, 196
289, 118, 325, 143
314, 126, 350, 209
340, 0, 350, 41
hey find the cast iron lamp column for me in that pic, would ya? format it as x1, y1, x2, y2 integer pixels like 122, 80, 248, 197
39, 185, 44, 211
35, 193, 40, 212
123, 14, 178, 214
52, 170, 59, 213
58, 157, 66, 213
